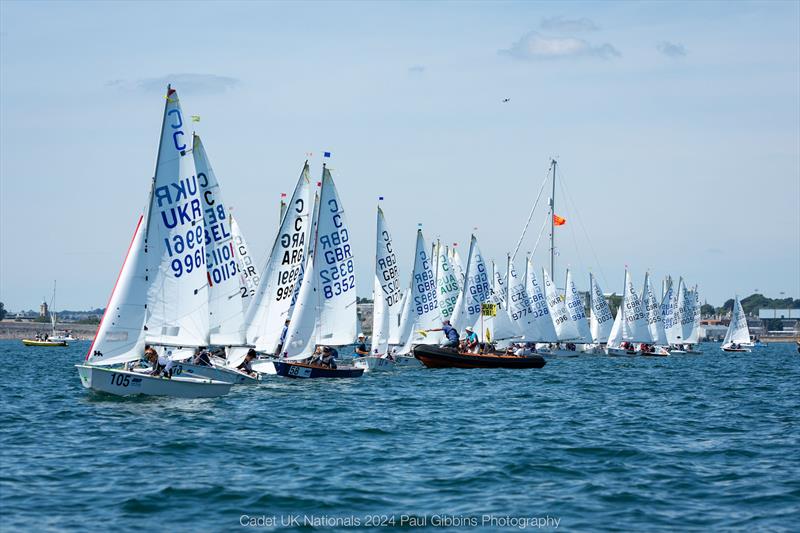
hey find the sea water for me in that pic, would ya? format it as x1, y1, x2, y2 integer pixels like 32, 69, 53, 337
1, 340, 798, 531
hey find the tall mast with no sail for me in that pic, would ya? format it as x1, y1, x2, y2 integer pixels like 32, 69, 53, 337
549, 159, 557, 278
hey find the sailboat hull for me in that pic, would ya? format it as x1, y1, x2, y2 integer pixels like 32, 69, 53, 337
394, 355, 423, 367
22, 339, 67, 347
75, 365, 233, 398
251, 359, 279, 375
274, 361, 364, 379
413, 345, 546, 369
606, 347, 638, 356
353, 356, 394, 372
171, 362, 260, 384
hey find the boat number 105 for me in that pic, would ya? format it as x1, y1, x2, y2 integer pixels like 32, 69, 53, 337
110, 374, 131, 387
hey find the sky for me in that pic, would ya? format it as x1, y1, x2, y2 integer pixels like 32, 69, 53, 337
1, 0, 798, 312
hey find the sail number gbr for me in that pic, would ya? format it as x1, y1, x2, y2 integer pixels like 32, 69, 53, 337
318, 201, 354, 300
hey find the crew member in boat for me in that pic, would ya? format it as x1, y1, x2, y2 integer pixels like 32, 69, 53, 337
354, 334, 369, 357
432, 320, 459, 348
321, 346, 338, 369
193, 347, 212, 367
515, 343, 534, 356
464, 327, 479, 353
276, 319, 290, 355
237, 349, 258, 376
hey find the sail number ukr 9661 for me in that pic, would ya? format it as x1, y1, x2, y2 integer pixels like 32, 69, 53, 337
164, 225, 206, 278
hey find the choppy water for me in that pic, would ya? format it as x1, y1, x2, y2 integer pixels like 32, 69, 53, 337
1, 340, 799, 532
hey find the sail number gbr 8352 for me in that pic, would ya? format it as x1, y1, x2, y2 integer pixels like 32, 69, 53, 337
318, 198, 354, 299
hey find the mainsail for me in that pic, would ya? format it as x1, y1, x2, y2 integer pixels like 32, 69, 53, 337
85, 216, 148, 366
282, 166, 357, 359
371, 206, 401, 356
399, 229, 443, 352
664, 277, 687, 344
435, 243, 461, 320
230, 215, 260, 313
525, 257, 558, 342
641, 272, 668, 345
143, 87, 209, 347
589, 273, 614, 344
686, 286, 701, 344
621, 268, 651, 343
565, 269, 591, 342
542, 267, 579, 341
193, 135, 243, 345
505, 259, 537, 340
722, 295, 750, 346
450, 235, 490, 331
245, 163, 313, 352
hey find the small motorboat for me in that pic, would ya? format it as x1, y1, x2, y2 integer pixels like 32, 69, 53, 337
22, 339, 67, 347
274, 361, 364, 379
353, 355, 395, 372
413, 344, 546, 369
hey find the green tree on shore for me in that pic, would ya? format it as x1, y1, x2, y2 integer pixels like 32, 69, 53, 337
0, 302, 6, 321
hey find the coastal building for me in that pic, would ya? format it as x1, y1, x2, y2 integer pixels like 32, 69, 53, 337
39, 301, 49, 319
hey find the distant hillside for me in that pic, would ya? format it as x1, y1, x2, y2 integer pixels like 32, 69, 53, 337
721, 294, 800, 316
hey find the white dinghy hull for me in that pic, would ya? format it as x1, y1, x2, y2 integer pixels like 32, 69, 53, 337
251, 359, 279, 375
76, 365, 232, 398
353, 356, 395, 372
606, 347, 638, 356
172, 362, 260, 384
394, 355, 423, 368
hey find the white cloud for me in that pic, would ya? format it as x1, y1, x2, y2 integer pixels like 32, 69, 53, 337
657, 41, 687, 58
499, 31, 620, 61
540, 16, 599, 33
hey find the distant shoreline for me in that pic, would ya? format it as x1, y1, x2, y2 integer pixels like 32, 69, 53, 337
0, 321, 98, 340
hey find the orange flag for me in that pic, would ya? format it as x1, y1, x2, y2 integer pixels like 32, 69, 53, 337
553, 214, 566, 226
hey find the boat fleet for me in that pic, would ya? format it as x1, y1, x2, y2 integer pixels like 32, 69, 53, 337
72, 86, 753, 398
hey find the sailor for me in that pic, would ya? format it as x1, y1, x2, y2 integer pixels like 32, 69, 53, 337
193, 347, 212, 366
156, 349, 177, 378
435, 320, 460, 348
354, 334, 369, 357
276, 319, 290, 355
321, 346, 338, 369
464, 326, 479, 352
237, 349, 258, 376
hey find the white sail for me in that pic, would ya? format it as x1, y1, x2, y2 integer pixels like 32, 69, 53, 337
607, 306, 623, 347
723, 295, 750, 346
450, 235, 491, 332
589, 273, 614, 344
370, 206, 401, 356
679, 283, 696, 343
450, 247, 466, 290
244, 163, 312, 352
664, 277, 687, 344
435, 243, 461, 320
144, 87, 209, 347
542, 267, 579, 341
641, 272, 668, 345
686, 286, 701, 344
193, 135, 243, 345
282, 166, 356, 359
565, 269, 591, 342
399, 229, 443, 352
85, 216, 148, 366
392, 286, 413, 346
230, 215, 260, 313
505, 261, 538, 340
525, 258, 559, 342
621, 268, 651, 343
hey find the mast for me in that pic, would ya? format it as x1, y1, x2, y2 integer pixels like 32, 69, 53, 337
549, 159, 557, 278
505, 253, 511, 303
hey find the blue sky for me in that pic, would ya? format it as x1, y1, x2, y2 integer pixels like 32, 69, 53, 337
1, 0, 798, 311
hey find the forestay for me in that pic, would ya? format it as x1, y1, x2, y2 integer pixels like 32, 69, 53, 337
85, 216, 148, 366
144, 87, 209, 348
565, 269, 591, 342
589, 273, 614, 344
371, 206, 401, 356
193, 135, 244, 345
230, 215, 260, 313
641, 272, 668, 345
525, 258, 558, 342
245, 163, 313, 353
282, 167, 357, 359
450, 236, 491, 332
542, 268, 580, 341
399, 229, 443, 352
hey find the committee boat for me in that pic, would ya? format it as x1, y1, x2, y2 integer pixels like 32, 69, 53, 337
413, 344, 546, 369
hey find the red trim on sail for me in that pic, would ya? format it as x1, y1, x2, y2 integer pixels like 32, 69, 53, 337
85, 216, 144, 361
207, 271, 213, 287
